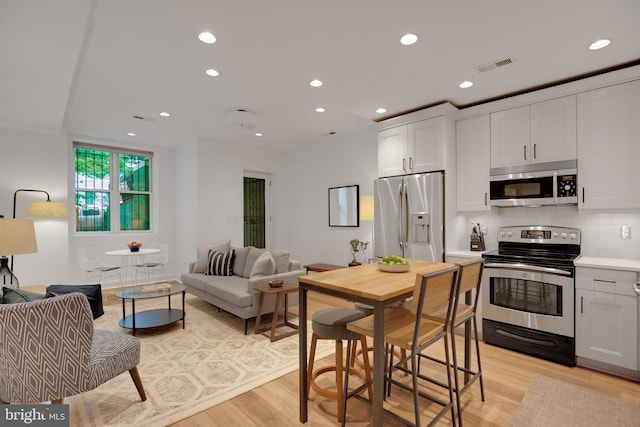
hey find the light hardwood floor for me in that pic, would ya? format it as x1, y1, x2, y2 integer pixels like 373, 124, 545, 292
167, 291, 639, 427
34, 285, 638, 426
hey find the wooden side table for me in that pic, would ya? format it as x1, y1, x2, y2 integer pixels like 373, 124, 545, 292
303, 263, 344, 274
254, 283, 299, 342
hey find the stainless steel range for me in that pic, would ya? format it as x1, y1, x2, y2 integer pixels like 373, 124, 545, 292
482, 225, 581, 366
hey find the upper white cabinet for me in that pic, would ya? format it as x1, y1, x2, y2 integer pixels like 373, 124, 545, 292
577, 80, 640, 210
490, 105, 530, 168
456, 114, 491, 212
490, 96, 577, 169
530, 95, 577, 163
378, 116, 446, 177
378, 125, 408, 177
575, 267, 638, 371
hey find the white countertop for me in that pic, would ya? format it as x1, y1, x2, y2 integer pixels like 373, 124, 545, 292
446, 250, 489, 259
574, 256, 640, 272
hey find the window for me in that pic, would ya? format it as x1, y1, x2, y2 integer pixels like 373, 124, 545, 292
74, 142, 152, 232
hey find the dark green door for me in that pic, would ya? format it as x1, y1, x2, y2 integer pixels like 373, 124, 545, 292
244, 176, 266, 248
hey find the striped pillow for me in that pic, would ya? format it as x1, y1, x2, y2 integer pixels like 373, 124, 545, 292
206, 249, 235, 276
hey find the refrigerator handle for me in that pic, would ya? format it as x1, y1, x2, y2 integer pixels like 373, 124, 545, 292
398, 183, 404, 253
404, 182, 409, 254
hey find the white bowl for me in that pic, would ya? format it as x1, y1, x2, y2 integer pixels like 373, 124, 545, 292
377, 263, 411, 273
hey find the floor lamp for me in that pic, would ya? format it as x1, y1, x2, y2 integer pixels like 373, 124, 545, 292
0, 218, 38, 287
10, 189, 69, 283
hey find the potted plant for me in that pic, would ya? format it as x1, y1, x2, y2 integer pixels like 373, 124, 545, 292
349, 239, 369, 266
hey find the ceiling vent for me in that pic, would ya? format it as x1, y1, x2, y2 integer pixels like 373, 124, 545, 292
132, 114, 156, 122
226, 109, 256, 130
475, 55, 517, 73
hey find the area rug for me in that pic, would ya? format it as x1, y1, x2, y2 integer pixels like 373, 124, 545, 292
509, 374, 640, 427
67, 294, 334, 427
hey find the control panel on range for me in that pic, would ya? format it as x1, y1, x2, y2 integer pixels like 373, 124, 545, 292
497, 226, 581, 244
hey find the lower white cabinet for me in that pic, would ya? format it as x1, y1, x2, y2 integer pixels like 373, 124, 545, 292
575, 267, 638, 370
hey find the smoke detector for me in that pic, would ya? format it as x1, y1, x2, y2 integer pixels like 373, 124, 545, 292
226, 109, 256, 130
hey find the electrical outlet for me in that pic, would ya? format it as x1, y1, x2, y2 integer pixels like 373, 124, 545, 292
620, 226, 631, 239
481, 225, 488, 235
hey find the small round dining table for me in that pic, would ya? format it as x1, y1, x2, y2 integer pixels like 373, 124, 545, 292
106, 248, 160, 285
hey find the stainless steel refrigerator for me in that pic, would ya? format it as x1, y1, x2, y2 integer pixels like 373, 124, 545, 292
374, 172, 444, 262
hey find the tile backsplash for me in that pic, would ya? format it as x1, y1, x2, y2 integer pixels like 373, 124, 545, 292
458, 206, 640, 260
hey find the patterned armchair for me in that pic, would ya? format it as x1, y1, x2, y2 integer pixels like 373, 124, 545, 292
0, 292, 146, 404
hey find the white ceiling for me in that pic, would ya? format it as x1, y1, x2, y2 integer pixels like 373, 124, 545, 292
2, 0, 639, 150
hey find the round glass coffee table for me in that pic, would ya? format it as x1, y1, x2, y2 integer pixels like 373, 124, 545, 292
116, 283, 186, 335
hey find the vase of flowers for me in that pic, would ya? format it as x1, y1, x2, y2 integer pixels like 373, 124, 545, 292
349, 239, 369, 266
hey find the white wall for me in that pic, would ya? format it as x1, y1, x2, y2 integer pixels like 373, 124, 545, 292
277, 129, 379, 266
191, 138, 282, 257
0, 126, 180, 288
175, 141, 198, 275
458, 208, 640, 259
0, 127, 70, 285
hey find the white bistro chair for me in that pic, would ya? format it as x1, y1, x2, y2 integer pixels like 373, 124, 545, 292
78, 247, 122, 285
135, 243, 168, 283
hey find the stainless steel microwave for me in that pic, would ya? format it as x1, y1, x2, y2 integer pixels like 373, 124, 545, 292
489, 160, 578, 207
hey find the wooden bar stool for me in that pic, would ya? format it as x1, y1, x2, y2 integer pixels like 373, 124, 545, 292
307, 307, 373, 423
352, 302, 407, 373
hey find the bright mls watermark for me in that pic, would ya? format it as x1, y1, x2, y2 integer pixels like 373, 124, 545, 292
1, 405, 69, 426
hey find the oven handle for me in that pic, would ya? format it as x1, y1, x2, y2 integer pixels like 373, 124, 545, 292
495, 328, 556, 347
484, 262, 572, 276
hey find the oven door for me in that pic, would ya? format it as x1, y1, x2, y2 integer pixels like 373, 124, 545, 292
482, 263, 574, 337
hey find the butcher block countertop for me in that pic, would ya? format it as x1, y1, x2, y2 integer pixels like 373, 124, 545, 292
574, 256, 640, 272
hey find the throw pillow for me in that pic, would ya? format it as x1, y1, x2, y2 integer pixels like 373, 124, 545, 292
193, 239, 231, 273
46, 284, 104, 319
270, 249, 290, 274
2, 287, 45, 304
206, 249, 235, 276
232, 246, 253, 277
242, 247, 268, 278
250, 251, 276, 277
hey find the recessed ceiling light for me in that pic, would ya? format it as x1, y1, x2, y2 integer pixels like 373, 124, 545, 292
206, 68, 220, 77
126, 132, 136, 137
309, 79, 323, 87
589, 39, 611, 50
315, 107, 325, 113
255, 132, 263, 137
376, 107, 387, 114
459, 81, 474, 89
198, 32, 216, 44
160, 111, 170, 117
400, 33, 418, 45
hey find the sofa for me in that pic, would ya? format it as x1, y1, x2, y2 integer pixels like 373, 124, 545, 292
180, 240, 306, 334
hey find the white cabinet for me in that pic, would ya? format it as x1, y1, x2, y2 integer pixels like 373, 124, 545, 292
530, 95, 577, 163
456, 114, 491, 212
490, 105, 530, 168
378, 116, 446, 177
576, 267, 638, 371
490, 96, 576, 169
577, 80, 640, 210
378, 125, 408, 177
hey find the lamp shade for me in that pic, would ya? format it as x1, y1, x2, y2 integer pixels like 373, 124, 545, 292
0, 219, 38, 255
27, 201, 69, 218
360, 195, 375, 222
